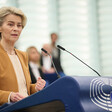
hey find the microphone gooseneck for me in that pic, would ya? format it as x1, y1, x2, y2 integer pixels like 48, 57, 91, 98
41, 48, 48, 54
57, 45, 65, 51
41, 48, 60, 78
57, 45, 101, 77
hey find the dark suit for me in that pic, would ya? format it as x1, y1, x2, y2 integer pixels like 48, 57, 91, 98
29, 65, 44, 84
52, 49, 63, 72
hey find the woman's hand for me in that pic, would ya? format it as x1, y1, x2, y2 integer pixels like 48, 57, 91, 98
10, 92, 26, 102
35, 77, 46, 91
42, 67, 47, 73
42, 67, 55, 74
47, 67, 55, 74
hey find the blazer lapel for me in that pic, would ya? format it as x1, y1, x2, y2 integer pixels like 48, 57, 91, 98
0, 44, 19, 91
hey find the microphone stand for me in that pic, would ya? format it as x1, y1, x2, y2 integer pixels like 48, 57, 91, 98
57, 45, 101, 77
41, 48, 60, 78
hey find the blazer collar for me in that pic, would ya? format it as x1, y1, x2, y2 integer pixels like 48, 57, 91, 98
0, 43, 6, 53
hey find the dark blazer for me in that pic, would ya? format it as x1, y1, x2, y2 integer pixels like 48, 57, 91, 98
40, 49, 63, 73
29, 65, 44, 84
52, 49, 63, 72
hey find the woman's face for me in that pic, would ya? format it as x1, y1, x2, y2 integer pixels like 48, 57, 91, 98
29, 48, 40, 63
0, 14, 23, 43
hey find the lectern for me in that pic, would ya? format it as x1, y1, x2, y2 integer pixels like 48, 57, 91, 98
0, 76, 112, 112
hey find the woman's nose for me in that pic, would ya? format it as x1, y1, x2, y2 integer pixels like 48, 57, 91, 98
13, 25, 19, 31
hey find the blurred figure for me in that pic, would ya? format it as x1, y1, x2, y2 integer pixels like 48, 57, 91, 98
50, 33, 65, 77
27, 46, 44, 84
41, 44, 55, 74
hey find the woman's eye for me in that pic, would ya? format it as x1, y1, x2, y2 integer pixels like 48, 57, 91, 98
17, 24, 22, 27
8, 24, 13, 26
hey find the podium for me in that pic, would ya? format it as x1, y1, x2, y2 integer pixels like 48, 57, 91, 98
0, 76, 112, 112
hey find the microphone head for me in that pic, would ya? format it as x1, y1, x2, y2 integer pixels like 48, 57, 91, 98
57, 45, 65, 51
41, 48, 48, 54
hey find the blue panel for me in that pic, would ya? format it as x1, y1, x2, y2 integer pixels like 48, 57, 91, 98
0, 76, 112, 112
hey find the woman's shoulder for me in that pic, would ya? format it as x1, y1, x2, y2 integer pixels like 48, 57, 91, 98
15, 49, 27, 59
15, 49, 26, 54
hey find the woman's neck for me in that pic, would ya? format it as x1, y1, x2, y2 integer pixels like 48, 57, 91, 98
0, 39, 15, 55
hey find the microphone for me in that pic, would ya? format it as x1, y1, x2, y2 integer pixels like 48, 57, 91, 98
57, 45, 101, 77
41, 48, 60, 78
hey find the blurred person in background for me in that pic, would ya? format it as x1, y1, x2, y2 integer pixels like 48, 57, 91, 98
50, 33, 65, 77
0, 6, 46, 105
41, 43, 59, 84
26, 46, 44, 84
40, 44, 55, 74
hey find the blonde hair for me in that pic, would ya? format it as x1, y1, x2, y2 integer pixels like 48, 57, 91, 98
26, 46, 40, 62
0, 6, 27, 28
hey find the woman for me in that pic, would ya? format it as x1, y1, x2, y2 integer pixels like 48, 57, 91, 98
26, 46, 44, 83
0, 6, 46, 105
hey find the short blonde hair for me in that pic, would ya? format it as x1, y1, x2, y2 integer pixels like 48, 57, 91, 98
0, 6, 27, 28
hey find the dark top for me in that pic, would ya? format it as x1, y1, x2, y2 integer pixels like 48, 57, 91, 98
29, 64, 44, 84
52, 48, 63, 72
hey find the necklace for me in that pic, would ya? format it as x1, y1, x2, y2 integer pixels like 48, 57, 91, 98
4, 48, 16, 55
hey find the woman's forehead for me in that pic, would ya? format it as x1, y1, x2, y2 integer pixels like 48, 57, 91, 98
4, 14, 22, 24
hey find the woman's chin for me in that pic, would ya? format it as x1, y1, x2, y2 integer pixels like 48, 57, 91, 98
10, 38, 19, 43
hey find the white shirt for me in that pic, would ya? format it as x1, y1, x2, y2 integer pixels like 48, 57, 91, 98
8, 54, 28, 97
29, 61, 40, 80
52, 47, 58, 58
42, 55, 51, 70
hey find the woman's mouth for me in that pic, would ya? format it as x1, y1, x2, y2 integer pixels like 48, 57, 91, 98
11, 34, 18, 36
